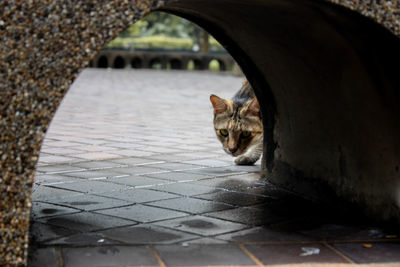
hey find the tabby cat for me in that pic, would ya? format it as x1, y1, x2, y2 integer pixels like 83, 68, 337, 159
210, 80, 263, 165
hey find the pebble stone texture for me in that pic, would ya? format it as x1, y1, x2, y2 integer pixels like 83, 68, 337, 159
0, 0, 399, 265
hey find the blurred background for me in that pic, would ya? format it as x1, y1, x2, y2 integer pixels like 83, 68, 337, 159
89, 11, 240, 72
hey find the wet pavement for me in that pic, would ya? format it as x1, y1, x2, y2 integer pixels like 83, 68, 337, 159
29, 69, 400, 266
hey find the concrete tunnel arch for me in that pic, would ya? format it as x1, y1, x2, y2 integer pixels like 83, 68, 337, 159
158, 0, 400, 222
1, 1, 400, 265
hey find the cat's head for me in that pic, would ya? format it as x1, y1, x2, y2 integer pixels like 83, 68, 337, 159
210, 94, 263, 157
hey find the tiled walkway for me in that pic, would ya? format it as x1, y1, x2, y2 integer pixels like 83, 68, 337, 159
29, 69, 400, 266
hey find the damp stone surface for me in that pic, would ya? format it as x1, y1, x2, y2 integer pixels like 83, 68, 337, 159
1, 0, 399, 266
29, 69, 400, 267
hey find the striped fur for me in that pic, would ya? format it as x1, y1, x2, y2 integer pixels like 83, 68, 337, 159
210, 80, 263, 165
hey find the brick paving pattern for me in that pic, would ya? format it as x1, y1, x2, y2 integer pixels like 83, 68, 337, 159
29, 69, 400, 266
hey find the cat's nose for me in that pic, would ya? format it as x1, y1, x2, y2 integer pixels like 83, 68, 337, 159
229, 147, 238, 153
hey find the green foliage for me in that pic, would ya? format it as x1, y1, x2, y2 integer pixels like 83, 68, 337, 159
134, 36, 193, 49
107, 36, 194, 50
208, 59, 220, 71
142, 12, 194, 38
118, 20, 148, 38
209, 37, 224, 51
187, 60, 195, 70
106, 11, 226, 52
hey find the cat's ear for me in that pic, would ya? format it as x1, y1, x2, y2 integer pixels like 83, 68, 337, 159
210, 94, 228, 115
246, 97, 260, 117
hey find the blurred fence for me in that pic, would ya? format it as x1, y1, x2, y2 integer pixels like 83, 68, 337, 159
89, 48, 236, 71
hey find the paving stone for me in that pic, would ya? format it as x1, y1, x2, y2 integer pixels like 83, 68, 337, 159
154, 215, 248, 236
99, 188, 179, 203
299, 224, 364, 241
58, 194, 132, 211
34, 173, 80, 185
216, 226, 312, 242
342, 228, 389, 240
62, 169, 128, 179
28, 247, 58, 267
332, 242, 400, 263
139, 146, 183, 153
174, 152, 221, 160
48, 180, 132, 194
72, 160, 124, 170
30, 221, 78, 243
261, 200, 358, 233
186, 167, 246, 177
107, 175, 169, 188
103, 136, 144, 143
109, 166, 166, 175
145, 171, 211, 181
38, 154, 82, 164
190, 177, 271, 196
245, 243, 349, 265
147, 154, 197, 162
62, 137, 109, 145
195, 191, 271, 207
110, 157, 163, 166
146, 162, 202, 171
96, 204, 188, 223
148, 197, 233, 214
38, 211, 137, 232
97, 224, 199, 244
184, 237, 229, 244
32, 185, 83, 201
154, 244, 255, 266
45, 141, 85, 148
174, 144, 211, 151
48, 232, 121, 246
205, 205, 287, 226
142, 141, 181, 147
110, 149, 155, 157
71, 152, 123, 160
182, 159, 231, 167
102, 142, 146, 149
225, 164, 261, 173
31, 201, 81, 219
214, 172, 262, 182
36, 164, 85, 174
63, 246, 159, 267
41, 147, 83, 155
70, 145, 120, 152
149, 182, 220, 196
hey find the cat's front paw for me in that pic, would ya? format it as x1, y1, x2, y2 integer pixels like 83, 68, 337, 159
235, 155, 257, 165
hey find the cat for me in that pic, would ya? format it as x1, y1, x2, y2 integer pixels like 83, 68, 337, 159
210, 80, 263, 165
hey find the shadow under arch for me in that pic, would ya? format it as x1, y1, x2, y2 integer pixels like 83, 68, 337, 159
216, 59, 226, 71
131, 57, 143, 68
159, 0, 400, 222
113, 55, 126, 69
169, 58, 183, 69
97, 55, 109, 68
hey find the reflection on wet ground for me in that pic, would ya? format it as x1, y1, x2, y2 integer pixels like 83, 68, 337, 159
29, 69, 400, 266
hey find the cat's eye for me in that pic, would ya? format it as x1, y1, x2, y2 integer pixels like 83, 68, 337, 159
241, 131, 251, 138
219, 129, 229, 137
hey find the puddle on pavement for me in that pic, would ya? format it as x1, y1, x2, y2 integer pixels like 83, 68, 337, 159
40, 208, 60, 214
180, 219, 216, 229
